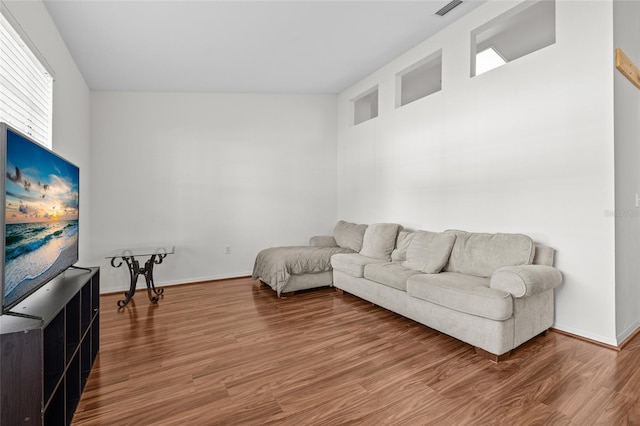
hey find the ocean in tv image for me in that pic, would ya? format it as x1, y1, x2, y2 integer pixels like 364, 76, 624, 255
4, 129, 79, 308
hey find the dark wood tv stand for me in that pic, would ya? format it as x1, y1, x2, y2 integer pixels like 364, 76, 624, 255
0, 267, 100, 426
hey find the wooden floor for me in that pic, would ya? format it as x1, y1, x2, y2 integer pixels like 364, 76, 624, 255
73, 277, 640, 426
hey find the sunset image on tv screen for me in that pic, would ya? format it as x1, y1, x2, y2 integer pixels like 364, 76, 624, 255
4, 129, 79, 308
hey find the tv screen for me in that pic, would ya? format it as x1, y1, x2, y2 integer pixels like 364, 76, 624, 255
1, 123, 79, 313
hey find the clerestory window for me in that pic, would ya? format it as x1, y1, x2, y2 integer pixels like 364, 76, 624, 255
471, 0, 556, 77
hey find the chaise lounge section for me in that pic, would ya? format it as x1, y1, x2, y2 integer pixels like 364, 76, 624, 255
251, 221, 368, 296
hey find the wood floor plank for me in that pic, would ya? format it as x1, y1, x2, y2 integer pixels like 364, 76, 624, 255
72, 277, 640, 425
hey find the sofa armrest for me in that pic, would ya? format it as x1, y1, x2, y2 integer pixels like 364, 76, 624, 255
309, 235, 338, 247
490, 265, 562, 298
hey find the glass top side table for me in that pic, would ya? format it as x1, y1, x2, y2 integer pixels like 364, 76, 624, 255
105, 246, 175, 308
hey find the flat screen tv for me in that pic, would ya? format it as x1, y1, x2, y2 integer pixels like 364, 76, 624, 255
0, 123, 79, 315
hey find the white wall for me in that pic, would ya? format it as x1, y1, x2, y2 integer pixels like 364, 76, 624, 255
614, 0, 640, 344
7, 0, 624, 345
89, 92, 337, 292
337, 1, 617, 344
4, 1, 91, 264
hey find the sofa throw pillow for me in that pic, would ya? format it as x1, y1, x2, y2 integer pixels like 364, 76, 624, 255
360, 223, 400, 260
391, 231, 415, 262
333, 220, 368, 252
402, 230, 457, 274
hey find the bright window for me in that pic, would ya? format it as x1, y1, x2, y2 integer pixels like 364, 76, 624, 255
475, 47, 507, 76
471, 0, 556, 78
0, 6, 53, 148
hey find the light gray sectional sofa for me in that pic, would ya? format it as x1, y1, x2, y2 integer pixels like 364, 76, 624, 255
330, 223, 563, 360
253, 220, 562, 360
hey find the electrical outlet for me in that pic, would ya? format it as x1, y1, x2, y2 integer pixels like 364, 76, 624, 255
636, 193, 640, 208
225, 245, 231, 254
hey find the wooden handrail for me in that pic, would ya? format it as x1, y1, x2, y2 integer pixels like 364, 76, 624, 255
616, 48, 640, 90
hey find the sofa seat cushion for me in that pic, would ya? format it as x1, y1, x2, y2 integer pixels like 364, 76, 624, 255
331, 253, 386, 278
444, 230, 535, 278
406, 272, 513, 321
363, 262, 422, 291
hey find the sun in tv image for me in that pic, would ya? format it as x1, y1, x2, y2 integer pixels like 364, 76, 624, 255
4, 130, 79, 307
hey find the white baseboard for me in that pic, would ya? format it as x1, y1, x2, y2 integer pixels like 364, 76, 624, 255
616, 317, 640, 346
552, 323, 617, 347
100, 271, 253, 294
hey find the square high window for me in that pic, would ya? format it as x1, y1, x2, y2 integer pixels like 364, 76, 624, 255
396, 50, 442, 108
352, 86, 379, 126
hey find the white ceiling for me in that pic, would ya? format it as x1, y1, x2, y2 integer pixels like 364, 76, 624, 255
42, 0, 485, 94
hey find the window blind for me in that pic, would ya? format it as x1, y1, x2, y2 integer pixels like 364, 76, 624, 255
0, 7, 53, 148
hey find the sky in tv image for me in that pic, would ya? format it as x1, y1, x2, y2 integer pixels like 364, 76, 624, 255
5, 132, 79, 224
4, 130, 80, 307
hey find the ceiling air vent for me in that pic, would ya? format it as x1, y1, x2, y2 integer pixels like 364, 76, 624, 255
435, 0, 463, 16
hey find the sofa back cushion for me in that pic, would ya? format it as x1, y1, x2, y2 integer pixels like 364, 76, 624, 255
391, 231, 415, 262
444, 230, 535, 278
359, 223, 400, 260
333, 220, 368, 252
401, 230, 457, 274
533, 244, 555, 266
